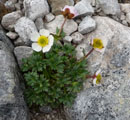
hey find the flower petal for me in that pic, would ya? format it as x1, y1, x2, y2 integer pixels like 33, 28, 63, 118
32, 43, 42, 52
39, 29, 50, 37
69, 6, 78, 17
62, 5, 78, 17
95, 48, 104, 53
30, 31, 40, 42
42, 45, 51, 53
95, 69, 101, 76
62, 5, 70, 11
93, 78, 97, 85
48, 35, 54, 46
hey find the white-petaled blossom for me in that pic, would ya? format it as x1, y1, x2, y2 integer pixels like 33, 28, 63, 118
30, 29, 54, 53
90, 38, 104, 52
93, 69, 102, 85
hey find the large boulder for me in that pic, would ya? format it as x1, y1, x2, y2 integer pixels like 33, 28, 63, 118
66, 16, 130, 120
0, 28, 29, 120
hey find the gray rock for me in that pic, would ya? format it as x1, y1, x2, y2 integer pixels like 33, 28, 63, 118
0, 30, 29, 120
14, 46, 33, 67
23, 0, 49, 21
45, 13, 55, 23
45, 15, 78, 35
66, 16, 130, 120
1, 10, 22, 31
15, 17, 38, 45
111, 15, 121, 22
0, 28, 14, 51
90, 0, 96, 7
6, 31, 18, 40
120, 4, 130, 14
35, 17, 45, 31
78, 16, 96, 34
48, 0, 74, 15
71, 32, 84, 44
15, 3, 22, 10
74, 0, 94, 17
75, 43, 87, 60
4, 0, 16, 11
122, 20, 128, 26
14, 37, 25, 46
75, 19, 82, 24
126, 13, 130, 24
97, 0, 121, 15
120, 13, 126, 21
63, 36, 72, 43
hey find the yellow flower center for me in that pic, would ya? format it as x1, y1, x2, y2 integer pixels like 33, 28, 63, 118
92, 38, 104, 49
96, 74, 102, 84
37, 35, 49, 47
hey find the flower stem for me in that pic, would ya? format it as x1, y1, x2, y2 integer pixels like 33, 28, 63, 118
78, 48, 94, 62
86, 74, 96, 79
85, 48, 94, 59
58, 17, 67, 36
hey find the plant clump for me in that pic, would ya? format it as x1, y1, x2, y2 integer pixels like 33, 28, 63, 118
21, 43, 88, 108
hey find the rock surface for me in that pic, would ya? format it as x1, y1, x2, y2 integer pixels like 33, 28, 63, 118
71, 32, 84, 44
45, 15, 78, 35
0, 29, 29, 120
45, 13, 55, 23
74, 0, 94, 17
35, 17, 45, 31
0, 27, 14, 51
75, 43, 87, 60
14, 46, 33, 67
23, 0, 49, 20
15, 17, 38, 45
97, 0, 121, 15
78, 16, 96, 34
126, 13, 130, 24
6, 31, 18, 40
1, 10, 22, 31
63, 36, 72, 43
48, 0, 74, 15
14, 37, 25, 46
66, 16, 130, 120
120, 4, 130, 14
4, 0, 16, 11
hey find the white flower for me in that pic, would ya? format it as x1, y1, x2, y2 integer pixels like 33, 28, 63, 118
30, 29, 54, 53
93, 69, 102, 85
